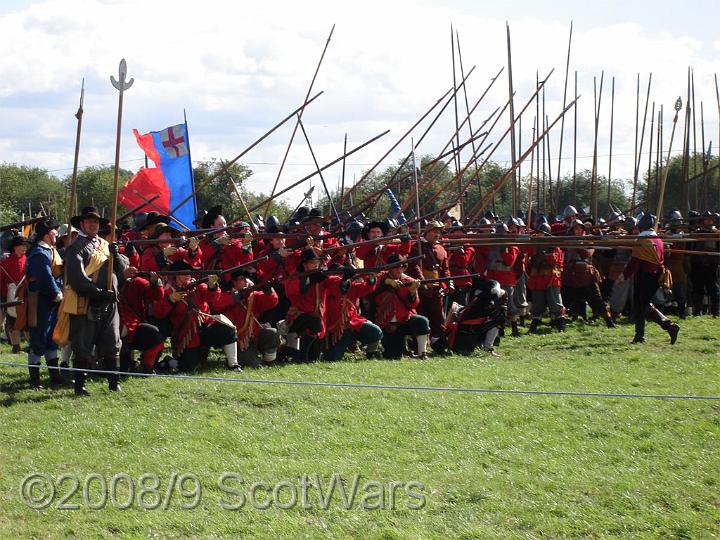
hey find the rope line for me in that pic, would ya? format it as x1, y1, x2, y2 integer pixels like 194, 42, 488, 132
1, 361, 718, 401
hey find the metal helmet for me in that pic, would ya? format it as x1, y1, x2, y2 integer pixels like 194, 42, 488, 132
607, 210, 624, 225
483, 210, 497, 221
516, 217, 526, 227
494, 223, 509, 235
265, 215, 281, 234
637, 213, 656, 231
669, 210, 683, 221
346, 220, 364, 236
253, 215, 265, 230
568, 219, 585, 231
506, 216, 522, 228
478, 217, 492, 226
536, 222, 552, 235
562, 205, 578, 220
635, 211, 645, 221
702, 210, 714, 218
623, 216, 638, 232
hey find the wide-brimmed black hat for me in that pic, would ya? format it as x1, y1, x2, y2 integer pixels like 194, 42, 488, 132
35, 218, 61, 238
71, 207, 109, 229
231, 267, 256, 280
387, 254, 408, 266
168, 259, 193, 273
298, 248, 320, 271
152, 224, 182, 239
142, 211, 171, 230
9, 234, 29, 248
201, 205, 223, 229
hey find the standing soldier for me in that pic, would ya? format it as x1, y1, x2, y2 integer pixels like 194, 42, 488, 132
25, 219, 65, 388
689, 211, 719, 317
408, 221, 451, 351
666, 211, 689, 318
0, 234, 28, 354
527, 223, 566, 332
617, 213, 679, 344
65, 207, 129, 395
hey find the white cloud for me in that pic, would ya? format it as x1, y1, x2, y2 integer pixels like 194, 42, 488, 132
1, 0, 719, 213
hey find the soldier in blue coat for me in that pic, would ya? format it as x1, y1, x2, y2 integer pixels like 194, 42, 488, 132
25, 218, 65, 389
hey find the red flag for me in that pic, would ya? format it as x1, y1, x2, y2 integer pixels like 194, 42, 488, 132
118, 167, 170, 213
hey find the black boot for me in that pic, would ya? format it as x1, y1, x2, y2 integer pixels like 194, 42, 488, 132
28, 365, 43, 389
555, 316, 567, 332
604, 311, 616, 328
648, 308, 679, 345
47, 359, 71, 388
528, 319, 540, 334
104, 355, 121, 392
74, 370, 89, 396
511, 321, 521, 337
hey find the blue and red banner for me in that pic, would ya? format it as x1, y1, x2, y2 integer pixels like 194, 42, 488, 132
119, 122, 197, 229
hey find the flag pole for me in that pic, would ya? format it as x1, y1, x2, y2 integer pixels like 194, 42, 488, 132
108, 59, 134, 290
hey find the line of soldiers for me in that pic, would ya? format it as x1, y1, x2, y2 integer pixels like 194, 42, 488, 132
2, 201, 716, 395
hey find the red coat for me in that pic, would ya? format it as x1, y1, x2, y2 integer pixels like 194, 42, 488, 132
356, 239, 411, 269
448, 246, 475, 286
212, 288, 278, 350
284, 274, 341, 339
408, 240, 450, 288
373, 273, 419, 328
153, 282, 221, 351
527, 247, 564, 290
0, 253, 25, 299
119, 277, 164, 340
477, 245, 519, 286
140, 244, 202, 271
324, 277, 376, 342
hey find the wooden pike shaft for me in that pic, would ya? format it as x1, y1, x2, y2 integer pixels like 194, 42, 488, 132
555, 21, 573, 210
263, 24, 335, 218
67, 78, 84, 226
591, 72, 604, 220
506, 22, 518, 216
607, 76, 615, 209
656, 98, 683, 228
527, 118, 536, 224
572, 70, 578, 206
632, 73, 653, 209
700, 101, 707, 209
632, 73, 640, 209
645, 101, 655, 211
691, 68, 698, 209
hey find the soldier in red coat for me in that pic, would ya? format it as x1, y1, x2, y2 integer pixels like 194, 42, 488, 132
323, 267, 382, 361
212, 268, 280, 367
373, 254, 430, 359
408, 221, 451, 351
444, 224, 475, 307
152, 260, 239, 372
118, 272, 166, 373
283, 248, 340, 362
139, 224, 202, 271
0, 234, 27, 353
526, 223, 566, 332
355, 220, 412, 268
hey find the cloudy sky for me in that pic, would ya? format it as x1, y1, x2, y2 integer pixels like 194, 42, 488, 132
1, 0, 719, 209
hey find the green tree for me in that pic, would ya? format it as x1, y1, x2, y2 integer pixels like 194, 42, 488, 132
63, 166, 134, 220
0, 163, 66, 218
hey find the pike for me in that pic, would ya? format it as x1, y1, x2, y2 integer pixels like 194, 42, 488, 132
645, 101, 655, 211
263, 24, 335, 219
107, 59, 134, 291
680, 68, 691, 215
506, 21, 518, 216
116, 193, 160, 224
590, 72, 604, 220
700, 102, 708, 209
656, 97, 683, 229
450, 24, 462, 185
715, 73, 720, 209
411, 138, 422, 259
131, 189, 190, 231
527, 117, 536, 225
228, 175, 258, 234
247, 128, 388, 214
441, 70, 556, 216
572, 70, 578, 206
170, 91, 323, 217
607, 76, 615, 209
67, 78, 84, 226
632, 73, 653, 209
691, 68, 698, 208
465, 96, 580, 223
555, 22, 574, 209
0, 216, 46, 233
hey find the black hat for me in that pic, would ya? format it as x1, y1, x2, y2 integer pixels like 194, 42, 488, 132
265, 216, 282, 234
143, 211, 171, 229
201, 205, 223, 229
152, 224, 182, 238
71, 207, 109, 229
299, 248, 320, 268
364, 220, 389, 238
293, 206, 310, 222
168, 260, 194, 273
10, 234, 29, 248
308, 207, 322, 219
133, 212, 149, 231
231, 267, 256, 280
35, 217, 61, 239
99, 224, 112, 237
387, 254, 408, 266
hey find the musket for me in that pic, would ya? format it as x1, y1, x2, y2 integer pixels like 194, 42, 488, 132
321, 234, 406, 255
116, 193, 160, 224
170, 91, 324, 217
0, 300, 23, 309
0, 216, 45, 233
67, 78, 84, 226
291, 255, 424, 282
263, 24, 335, 219
108, 59, 134, 291
138, 256, 270, 279
413, 273, 483, 286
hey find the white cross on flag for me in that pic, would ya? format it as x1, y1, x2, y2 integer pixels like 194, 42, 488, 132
159, 124, 188, 158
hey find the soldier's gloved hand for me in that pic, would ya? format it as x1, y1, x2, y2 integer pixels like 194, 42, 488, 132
384, 278, 401, 289
241, 233, 253, 247
309, 272, 327, 284
409, 280, 421, 292
207, 274, 219, 289
306, 237, 316, 247
216, 235, 231, 246
342, 267, 357, 281
163, 246, 178, 257
169, 291, 187, 303
187, 237, 199, 252
95, 288, 116, 304
53, 291, 63, 303
109, 242, 119, 256
125, 242, 136, 258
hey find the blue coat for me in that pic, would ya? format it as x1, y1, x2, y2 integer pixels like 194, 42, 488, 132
26, 243, 62, 355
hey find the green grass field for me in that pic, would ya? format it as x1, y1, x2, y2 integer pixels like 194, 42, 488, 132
1, 317, 719, 539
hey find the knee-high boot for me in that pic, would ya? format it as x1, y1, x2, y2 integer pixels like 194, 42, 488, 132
74, 356, 90, 396
103, 354, 121, 392
647, 306, 680, 345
